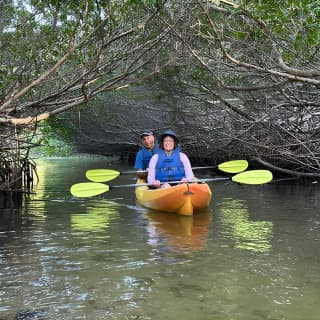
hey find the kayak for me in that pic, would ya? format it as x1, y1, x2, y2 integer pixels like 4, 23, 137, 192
135, 178, 212, 216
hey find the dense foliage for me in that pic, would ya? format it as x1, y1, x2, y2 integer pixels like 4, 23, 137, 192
1, 0, 320, 192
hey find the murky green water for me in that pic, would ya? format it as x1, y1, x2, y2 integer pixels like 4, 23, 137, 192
0, 156, 319, 320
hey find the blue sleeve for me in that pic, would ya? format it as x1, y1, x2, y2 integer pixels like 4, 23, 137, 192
134, 150, 143, 169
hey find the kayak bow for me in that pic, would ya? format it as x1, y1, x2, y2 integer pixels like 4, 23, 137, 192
135, 179, 212, 216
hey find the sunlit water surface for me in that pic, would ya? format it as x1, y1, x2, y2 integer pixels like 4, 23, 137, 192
0, 156, 319, 320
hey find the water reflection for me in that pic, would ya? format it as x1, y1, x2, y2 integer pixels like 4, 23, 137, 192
218, 198, 273, 252
145, 210, 211, 253
71, 201, 120, 232
1, 158, 320, 319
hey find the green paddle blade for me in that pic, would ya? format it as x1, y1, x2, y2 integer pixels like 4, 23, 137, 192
86, 169, 120, 182
70, 182, 109, 197
232, 170, 273, 185
218, 160, 248, 173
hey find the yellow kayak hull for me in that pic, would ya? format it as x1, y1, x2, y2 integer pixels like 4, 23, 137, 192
135, 179, 212, 216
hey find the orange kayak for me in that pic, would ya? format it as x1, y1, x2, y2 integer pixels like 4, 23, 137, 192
135, 179, 212, 216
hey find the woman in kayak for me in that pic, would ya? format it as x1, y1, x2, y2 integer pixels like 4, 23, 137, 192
147, 130, 194, 189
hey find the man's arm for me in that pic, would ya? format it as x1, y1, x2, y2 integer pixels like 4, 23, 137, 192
134, 150, 143, 170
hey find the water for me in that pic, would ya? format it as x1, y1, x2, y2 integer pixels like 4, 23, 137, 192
0, 156, 319, 320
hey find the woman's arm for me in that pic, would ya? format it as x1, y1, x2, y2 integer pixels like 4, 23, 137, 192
147, 154, 159, 184
180, 153, 194, 180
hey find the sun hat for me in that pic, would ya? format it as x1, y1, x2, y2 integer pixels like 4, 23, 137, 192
159, 130, 179, 144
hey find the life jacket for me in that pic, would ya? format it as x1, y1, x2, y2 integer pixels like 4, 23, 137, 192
140, 145, 161, 170
155, 148, 185, 182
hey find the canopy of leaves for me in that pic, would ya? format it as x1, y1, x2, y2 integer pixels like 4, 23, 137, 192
1, 0, 320, 183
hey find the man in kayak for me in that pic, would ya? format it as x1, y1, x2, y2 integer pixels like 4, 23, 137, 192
147, 130, 194, 188
134, 130, 160, 172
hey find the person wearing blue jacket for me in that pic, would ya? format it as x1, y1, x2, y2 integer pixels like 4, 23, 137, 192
134, 130, 160, 171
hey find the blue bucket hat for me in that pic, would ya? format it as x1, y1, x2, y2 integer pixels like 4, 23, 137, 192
159, 130, 179, 144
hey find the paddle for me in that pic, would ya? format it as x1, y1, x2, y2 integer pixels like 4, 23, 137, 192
85, 159, 249, 182
71, 169, 273, 197
70, 182, 110, 198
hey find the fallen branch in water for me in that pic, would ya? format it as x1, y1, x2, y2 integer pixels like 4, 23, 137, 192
253, 157, 320, 178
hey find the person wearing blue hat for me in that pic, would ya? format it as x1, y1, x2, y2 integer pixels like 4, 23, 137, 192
134, 130, 160, 172
147, 130, 194, 188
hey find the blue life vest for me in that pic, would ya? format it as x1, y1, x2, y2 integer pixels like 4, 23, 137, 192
155, 148, 185, 182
